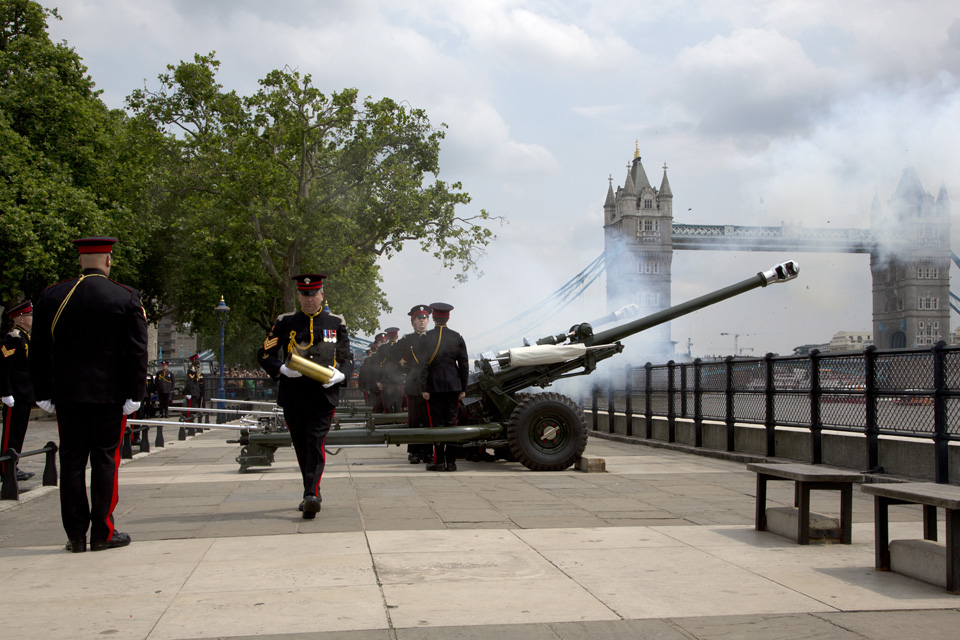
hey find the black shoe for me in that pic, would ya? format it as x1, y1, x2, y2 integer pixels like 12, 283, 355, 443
302, 495, 321, 519
65, 538, 86, 553
425, 462, 444, 471
90, 532, 132, 551
298, 500, 304, 512
408, 453, 421, 464
16, 469, 35, 481
444, 462, 457, 472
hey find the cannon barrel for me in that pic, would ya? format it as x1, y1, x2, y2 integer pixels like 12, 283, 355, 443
584, 260, 799, 347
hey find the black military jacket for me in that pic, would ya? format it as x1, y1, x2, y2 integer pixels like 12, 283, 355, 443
376, 340, 403, 388
0, 327, 34, 402
155, 369, 175, 394
257, 309, 353, 409
390, 331, 429, 395
184, 369, 202, 396
416, 325, 469, 394
31, 268, 148, 404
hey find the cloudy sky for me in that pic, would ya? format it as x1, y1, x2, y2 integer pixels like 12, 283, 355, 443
46, 0, 960, 361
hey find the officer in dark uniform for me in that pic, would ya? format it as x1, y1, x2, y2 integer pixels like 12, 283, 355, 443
417, 302, 469, 472
1, 300, 36, 482
184, 356, 202, 419
31, 237, 147, 553
357, 347, 375, 406
155, 361, 175, 418
367, 332, 388, 411
387, 305, 432, 463
376, 327, 402, 413
257, 273, 353, 519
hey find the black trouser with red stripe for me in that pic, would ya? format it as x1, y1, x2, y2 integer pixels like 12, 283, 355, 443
282, 399, 334, 498
56, 403, 125, 543
1, 400, 31, 475
427, 391, 460, 465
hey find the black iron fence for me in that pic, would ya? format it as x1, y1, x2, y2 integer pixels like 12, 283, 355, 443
585, 341, 960, 484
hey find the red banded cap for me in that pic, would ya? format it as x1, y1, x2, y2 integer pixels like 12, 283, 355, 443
7, 300, 32, 318
292, 273, 326, 295
408, 304, 431, 317
73, 237, 118, 254
429, 302, 453, 319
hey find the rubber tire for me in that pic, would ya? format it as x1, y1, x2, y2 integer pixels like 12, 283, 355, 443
506, 392, 587, 471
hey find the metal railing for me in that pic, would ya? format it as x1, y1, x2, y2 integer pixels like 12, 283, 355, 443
585, 341, 960, 484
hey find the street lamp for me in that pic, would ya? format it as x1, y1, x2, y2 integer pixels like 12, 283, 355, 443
214, 296, 230, 420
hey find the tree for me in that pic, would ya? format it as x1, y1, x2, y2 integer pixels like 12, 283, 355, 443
0, 0, 160, 318
128, 54, 498, 337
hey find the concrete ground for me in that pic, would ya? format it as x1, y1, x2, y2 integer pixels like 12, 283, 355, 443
1, 415, 958, 639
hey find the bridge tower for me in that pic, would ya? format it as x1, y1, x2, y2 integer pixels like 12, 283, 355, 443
603, 144, 674, 358
870, 168, 951, 348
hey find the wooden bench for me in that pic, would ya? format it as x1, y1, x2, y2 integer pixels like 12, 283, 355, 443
860, 482, 960, 593
747, 462, 861, 545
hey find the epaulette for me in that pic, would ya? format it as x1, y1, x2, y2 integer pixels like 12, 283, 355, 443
327, 312, 345, 323
276, 311, 296, 322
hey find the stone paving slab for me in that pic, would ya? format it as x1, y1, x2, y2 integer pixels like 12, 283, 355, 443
2, 422, 959, 639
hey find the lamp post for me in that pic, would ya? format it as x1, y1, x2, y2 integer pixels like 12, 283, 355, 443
214, 296, 230, 421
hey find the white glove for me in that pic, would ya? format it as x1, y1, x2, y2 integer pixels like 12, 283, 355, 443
122, 399, 141, 415
323, 367, 346, 388
185, 395, 192, 400
36, 399, 55, 414
279, 364, 302, 378
1, 395, 13, 408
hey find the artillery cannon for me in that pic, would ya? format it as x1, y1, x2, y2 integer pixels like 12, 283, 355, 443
233, 261, 799, 472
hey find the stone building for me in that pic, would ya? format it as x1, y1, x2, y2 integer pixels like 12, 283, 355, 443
603, 146, 674, 358
870, 168, 951, 348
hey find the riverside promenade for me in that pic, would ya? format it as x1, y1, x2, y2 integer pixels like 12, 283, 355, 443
2, 416, 959, 639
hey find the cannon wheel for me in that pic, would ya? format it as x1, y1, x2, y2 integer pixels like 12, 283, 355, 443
506, 392, 587, 471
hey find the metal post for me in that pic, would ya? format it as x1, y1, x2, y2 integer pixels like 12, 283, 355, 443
607, 378, 616, 434
215, 296, 230, 425
693, 358, 703, 448
667, 360, 676, 443
810, 349, 822, 465
624, 364, 633, 436
724, 356, 735, 452
591, 383, 599, 432
644, 362, 653, 439
864, 345, 878, 471
764, 352, 776, 457
42, 441, 58, 486
933, 341, 949, 483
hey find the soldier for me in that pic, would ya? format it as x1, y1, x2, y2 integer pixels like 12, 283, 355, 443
376, 327, 402, 413
31, 237, 147, 552
1, 300, 36, 482
356, 347, 375, 406
257, 274, 353, 519
155, 360, 174, 418
389, 305, 432, 464
368, 332, 388, 411
417, 303, 469, 472
184, 355, 202, 419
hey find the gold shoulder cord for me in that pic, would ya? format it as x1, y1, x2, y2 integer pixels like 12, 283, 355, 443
427, 326, 444, 364
50, 274, 106, 340
287, 310, 337, 367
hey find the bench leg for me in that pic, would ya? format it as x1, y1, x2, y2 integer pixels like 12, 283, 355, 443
947, 508, 958, 593
875, 496, 891, 571
923, 505, 938, 541
840, 483, 853, 544
797, 481, 811, 545
755, 474, 768, 531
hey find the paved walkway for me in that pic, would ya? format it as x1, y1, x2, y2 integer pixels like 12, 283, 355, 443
1, 417, 958, 639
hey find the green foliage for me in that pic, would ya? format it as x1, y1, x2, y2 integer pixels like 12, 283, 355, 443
0, 0, 159, 316
128, 54, 499, 340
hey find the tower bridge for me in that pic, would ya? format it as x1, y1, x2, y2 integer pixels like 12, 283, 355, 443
604, 147, 952, 356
